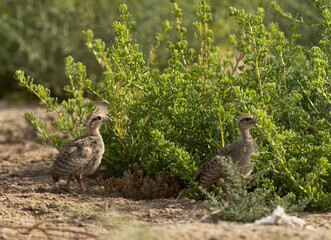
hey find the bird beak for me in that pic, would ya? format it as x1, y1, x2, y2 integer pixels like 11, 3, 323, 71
251, 119, 257, 125
103, 117, 112, 123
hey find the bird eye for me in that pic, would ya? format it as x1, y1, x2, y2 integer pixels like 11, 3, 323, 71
245, 118, 250, 121
92, 116, 102, 122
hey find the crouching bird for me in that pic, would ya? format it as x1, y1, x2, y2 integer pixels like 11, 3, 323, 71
194, 113, 258, 189
49, 113, 111, 191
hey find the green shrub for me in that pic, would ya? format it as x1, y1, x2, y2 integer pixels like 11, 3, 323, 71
16, 57, 96, 150
0, 0, 176, 98
16, 0, 330, 209
2, 0, 323, 99
201, 157, 309, 222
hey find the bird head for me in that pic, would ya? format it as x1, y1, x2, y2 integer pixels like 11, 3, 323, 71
86, 113, 111, 134
237, 113, 257, 130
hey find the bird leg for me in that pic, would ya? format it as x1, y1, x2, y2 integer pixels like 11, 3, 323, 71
62, 174, 72, 192
75, 175, 86, 191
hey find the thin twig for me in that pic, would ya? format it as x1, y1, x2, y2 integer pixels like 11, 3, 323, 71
174, 2, 188, 71
199, 202, 229, 222
231, 52, 245, 76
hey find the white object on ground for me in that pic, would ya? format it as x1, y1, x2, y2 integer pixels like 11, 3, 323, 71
247, 205, 315, 230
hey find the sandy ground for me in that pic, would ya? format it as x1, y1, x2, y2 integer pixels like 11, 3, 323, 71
0, 101, 330, 240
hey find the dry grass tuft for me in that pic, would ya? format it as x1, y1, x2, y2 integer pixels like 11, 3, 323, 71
98, 163, 180, 199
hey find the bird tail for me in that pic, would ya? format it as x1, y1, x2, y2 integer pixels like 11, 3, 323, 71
49, 168, 60, 182
51, 175, 60, 182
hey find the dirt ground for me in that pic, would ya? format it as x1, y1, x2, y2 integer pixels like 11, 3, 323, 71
0, 101, 330, 240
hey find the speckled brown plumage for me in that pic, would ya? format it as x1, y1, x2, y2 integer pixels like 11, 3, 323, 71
194, 113, 258, 187
49, 113, 111, 191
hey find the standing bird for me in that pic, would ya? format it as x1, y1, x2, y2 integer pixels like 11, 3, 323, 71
194, 113, 258, 187
49, 113, 111, 191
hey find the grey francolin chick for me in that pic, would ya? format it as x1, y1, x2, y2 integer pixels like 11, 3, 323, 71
194, 113, 258, 187
49, 113, 111, 191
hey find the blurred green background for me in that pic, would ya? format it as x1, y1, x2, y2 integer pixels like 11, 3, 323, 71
0, 0, 321, 100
